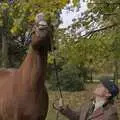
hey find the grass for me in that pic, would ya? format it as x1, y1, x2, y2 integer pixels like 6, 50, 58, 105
46, 83, 120, 120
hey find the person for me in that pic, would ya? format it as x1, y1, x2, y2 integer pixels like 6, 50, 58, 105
53, 77, 119, 120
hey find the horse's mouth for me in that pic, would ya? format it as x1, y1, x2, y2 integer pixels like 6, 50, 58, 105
38, 25, 48, 30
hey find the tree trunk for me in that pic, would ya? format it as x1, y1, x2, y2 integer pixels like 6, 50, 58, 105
114, 60, 119, 99
114, 60, 118, 85
1, 8, 9, 68
1, 32, 8, 67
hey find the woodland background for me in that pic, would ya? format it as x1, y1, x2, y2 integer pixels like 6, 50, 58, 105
0, 0, 120, 119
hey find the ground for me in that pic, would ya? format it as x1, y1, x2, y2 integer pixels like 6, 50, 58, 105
46, 83, 120, 120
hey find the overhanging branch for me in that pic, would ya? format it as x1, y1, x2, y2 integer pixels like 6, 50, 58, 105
83, 23, 119, 37
87, 2, 120, 5
103, 13, 118, 16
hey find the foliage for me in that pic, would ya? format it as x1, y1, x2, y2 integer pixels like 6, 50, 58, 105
0, 0, 120, 91
48, 29, 90, 91
64, 0, 120, 72
0, 0, 69, 35
0, 0, 70, 67
48, 63, 85, 91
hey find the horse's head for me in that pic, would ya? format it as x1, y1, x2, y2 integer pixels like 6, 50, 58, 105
25, 13, 52, 51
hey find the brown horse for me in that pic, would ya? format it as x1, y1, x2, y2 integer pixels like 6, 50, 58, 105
0, 13, 52, 120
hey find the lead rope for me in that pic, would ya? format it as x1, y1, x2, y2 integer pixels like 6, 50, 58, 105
53, 57, 63, 99
50, 24, 64, 120
51, 46, 64, 120
53, 55, 64, 120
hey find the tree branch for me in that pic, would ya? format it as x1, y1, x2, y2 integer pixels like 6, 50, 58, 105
103, 13, 118, 16
83, 23, 118, 37
87, 2, 120, 5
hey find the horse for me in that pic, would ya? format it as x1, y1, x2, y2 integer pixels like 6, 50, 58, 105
0, 13, 52, 120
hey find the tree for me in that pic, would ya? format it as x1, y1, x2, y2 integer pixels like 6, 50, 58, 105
0, 0, 72, 67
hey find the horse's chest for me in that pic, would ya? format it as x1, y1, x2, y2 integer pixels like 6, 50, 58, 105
17, 89, 48, 118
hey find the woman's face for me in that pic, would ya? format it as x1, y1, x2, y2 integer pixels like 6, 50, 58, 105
93, 83, 111, 98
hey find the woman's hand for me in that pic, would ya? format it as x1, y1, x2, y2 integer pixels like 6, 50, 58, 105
53, 98, 68, 113
53, 102, 65, 112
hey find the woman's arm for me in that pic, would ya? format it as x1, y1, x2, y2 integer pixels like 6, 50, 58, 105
53, 104, 80, 120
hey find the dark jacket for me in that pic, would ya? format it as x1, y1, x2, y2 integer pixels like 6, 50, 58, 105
60, 99, 119, 120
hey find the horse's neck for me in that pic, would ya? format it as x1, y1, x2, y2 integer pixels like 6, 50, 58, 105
19, 46, 48, 89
